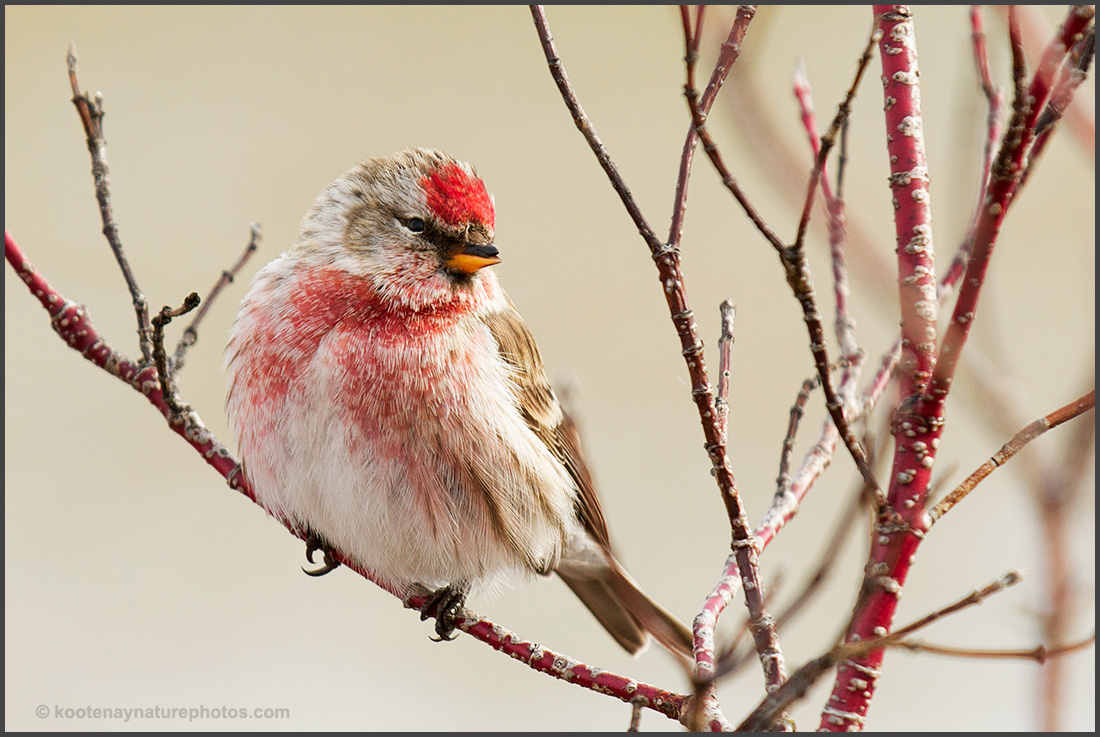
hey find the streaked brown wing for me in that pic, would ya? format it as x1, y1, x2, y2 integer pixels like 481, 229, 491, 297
480, 297, 611, 550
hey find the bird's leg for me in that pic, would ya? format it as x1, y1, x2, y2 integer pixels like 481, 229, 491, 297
302, 530, 340, 577
420, 584, 468, 642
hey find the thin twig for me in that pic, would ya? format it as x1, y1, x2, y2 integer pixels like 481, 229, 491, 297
790, 60, 859, 361
790, 31, 877, 255
627, 696, 646, 732
715, 476, 871, 681
996, 4, 1096, 157
970, 6, 998, 103
67, 42, 154, 365
6, 229, 244, 497
1023, 25, 1095, 189
715, 300, 735, 442
669, 5, 756, 249
929, 390, 1096, 524
836, 118, 850, 199
1009, 7, 1029, 106
928, 4, 1096, 410
939, 6, 1007, 304
1035, 26, 1095, 138
172, 223, 262, 371
895, 571, 1024, 639
151, 293, 201, 418
684, 60, 785, 252
754, 342, 894, 555
772, 456, 875, 633
1037, 367, 1096, 730
895, 632, 1096, 662
775, 375, 821, 497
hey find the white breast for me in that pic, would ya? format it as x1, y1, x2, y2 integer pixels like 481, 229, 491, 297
227, 258, 577, 595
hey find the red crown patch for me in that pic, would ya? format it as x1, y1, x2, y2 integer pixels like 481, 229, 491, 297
421, 163, 495, 230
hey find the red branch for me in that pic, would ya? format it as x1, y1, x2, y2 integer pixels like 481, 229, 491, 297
931, 5, 1095, 404
6, 228, 687, 721
439, 604, 687, 724
819, 7, 937, 730
820, 6, 1095, 730
5, 228, 246, 499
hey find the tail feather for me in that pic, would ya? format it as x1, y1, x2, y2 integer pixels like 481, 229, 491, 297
558, 573, 650, 654
557, 560, 693, 659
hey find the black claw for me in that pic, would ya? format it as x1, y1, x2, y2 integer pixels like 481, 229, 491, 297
420, 586, 467, 642
301, 556, 340, 577
302, 532, 340, 576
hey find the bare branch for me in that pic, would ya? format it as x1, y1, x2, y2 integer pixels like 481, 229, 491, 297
151, 292, 201, 419
895, 633, 1096, 663
669, 5, 757, 249
937, 6, 1007, 304
821, 7, 941, 727
1024, 24, 1095, 188
715, 299, 735, 442
776, 375, 821, 497
5, 229, 242, 499
402, 586, 688, 723
682, 29, 785, 253
930, 5, 1095, 404
715, 477, 872, 681
929, 390, 1096, 524
792, 60, 859, 360
172, 223, 262, 371
67, 43, 154, 365
627, 696, 645, 732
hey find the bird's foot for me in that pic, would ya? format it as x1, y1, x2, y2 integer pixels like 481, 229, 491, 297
420, 585, 467, 642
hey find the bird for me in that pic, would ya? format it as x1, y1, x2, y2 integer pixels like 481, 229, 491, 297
226, 148, 691, 658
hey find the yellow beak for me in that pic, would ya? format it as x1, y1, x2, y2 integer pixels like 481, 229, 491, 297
446, 243, 501, 274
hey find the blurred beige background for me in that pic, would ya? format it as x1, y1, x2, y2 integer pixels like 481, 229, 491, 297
6, 6, 1094, 732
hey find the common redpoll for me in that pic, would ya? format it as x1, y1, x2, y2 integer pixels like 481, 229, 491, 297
226, 148, 690, 657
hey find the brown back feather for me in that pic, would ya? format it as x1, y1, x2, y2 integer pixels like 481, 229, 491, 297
483, 296, 693, 659
480, 298, 611, 550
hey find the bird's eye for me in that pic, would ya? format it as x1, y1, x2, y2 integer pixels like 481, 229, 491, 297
404, 217, 426, 233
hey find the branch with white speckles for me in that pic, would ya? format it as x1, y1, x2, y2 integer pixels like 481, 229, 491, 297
401, 594, 691, 726
820, 7, 1096, 730
819, 6, 940, 729
6, 222, 696, 726
9, 47, 712, 730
